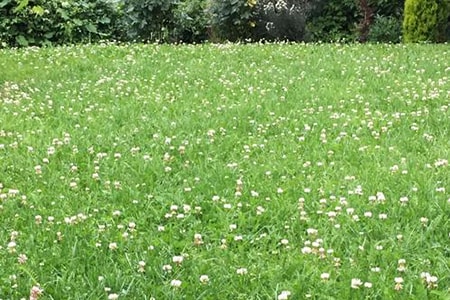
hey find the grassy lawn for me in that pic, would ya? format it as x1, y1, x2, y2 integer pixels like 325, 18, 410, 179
0, 43, 449, 299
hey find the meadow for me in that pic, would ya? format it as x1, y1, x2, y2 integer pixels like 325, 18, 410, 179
0, 43, 449, 299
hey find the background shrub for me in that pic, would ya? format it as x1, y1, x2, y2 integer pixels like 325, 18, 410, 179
370, 0, 404, 17
362, 0, 403, 42
208, 0, 258, 42
0, 0, 447, 47
173, 0, 209, 43
306, 0, 360, 42
403, 0, 449, 42
0, 0, 122, 47
368, 15, 402, 42
253, 0, 310, 42
122, 0, 177, 42
306, 0, 405, 42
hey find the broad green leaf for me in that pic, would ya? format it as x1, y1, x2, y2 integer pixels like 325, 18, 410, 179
85, 23, 97, 33
31, 5, 44, 16
73, 19, 83, 26
57, 8, 69, 20
15, 35, 28, 46
0, 0, 14, 8
44, 31, 55, 38
13, 0, 28, 12
99, 17, 111, 24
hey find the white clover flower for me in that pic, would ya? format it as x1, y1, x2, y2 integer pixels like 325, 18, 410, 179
7, 241, 16, 253
236, 268, 248, 275
306, 228, 318, 235
172, 256, 183, 264
199, 275, 209, 284
277, 290, 291, 300
162, 264, 172, 272
108, 242, 118, 250
108, 293, 119, 300
170, 279, 182, 287
351, 278, 363, 289
301, 246, 312, 254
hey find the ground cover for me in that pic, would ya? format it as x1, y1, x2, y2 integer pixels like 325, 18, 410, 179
0, 43, 449, 299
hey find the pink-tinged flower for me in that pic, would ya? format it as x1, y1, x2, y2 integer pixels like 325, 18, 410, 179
394, 277, 404, 290
34, 165, 42, 175
397, 259, 406, 272
137, 261, 145, 273
426, 276, 438, 289
29, 285, 43, 300
18, 253, 28, 264
35, 215, 42, 225
194, 233, 203, 245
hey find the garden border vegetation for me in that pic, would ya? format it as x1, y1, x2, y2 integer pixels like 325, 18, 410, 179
0, 0, 450, 47
0, 0, 448, 46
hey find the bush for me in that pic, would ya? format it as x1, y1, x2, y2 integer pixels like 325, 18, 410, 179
305, 0, 405, 43
369, 0, 404, 17
403, 0, 450, 42
208, 0, 258, 42
368, 15, 402, 42
253, 0, 310, 42
0, 0, 122, 47
306, 0, 360, 42
173, 0, 209, 43
122, 0, 177, 42
356, 0, 404, 42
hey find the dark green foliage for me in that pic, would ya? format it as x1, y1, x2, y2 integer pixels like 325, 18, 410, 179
208, 0, 258, 42
359, 0, 403, 42
403, 0, 450, 42
122, 0, 210, 43
253, 0, 310, 42
0, 0, 122, 47
173, 0, 209, 43
306, 0, 405, 42
122, 0, 178, 42
2, 0, 445, 46
369, 0, 404, 17
368, 15, 402, 43
307, 0, 360, 42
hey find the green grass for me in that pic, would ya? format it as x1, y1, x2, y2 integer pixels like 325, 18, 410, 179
0, 43, 449, 300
